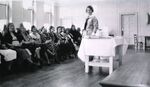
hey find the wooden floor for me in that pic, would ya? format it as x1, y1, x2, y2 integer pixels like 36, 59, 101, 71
100, 49, 150, 87
0, 58, 106, 87
0, 49, 150, 87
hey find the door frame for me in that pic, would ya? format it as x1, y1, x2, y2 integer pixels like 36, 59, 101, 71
119, 12, 139, 38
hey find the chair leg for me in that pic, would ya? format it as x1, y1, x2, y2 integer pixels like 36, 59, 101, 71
7, 61, 12, 71
99, 67, 102, 73
85, 64, 89, 73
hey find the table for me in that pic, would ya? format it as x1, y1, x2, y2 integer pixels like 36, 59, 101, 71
0, 49, 17, 64
78, 36, 128, 75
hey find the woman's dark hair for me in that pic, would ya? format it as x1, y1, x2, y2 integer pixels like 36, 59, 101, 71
57, 26, 62, 33
7, 23, 15, 33
31, 25, 36, 32
71, 24, 76, 29
49, 26, 54, 30
18, 23, 26, 33
20, 23, 24, 28
3, 23, 15, 39
65, 28, 70, 34
86, 5, 94, 12
61, 26, 65, 30
61, 26, 66, 33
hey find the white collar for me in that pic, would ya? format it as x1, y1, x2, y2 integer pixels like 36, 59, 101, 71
88, 14, 94, 18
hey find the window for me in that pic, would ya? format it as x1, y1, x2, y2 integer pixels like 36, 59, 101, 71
0, 20, 6, 32
23, 0, 33, 10
44, 0, 54, 25
0, 3, 8, 32
43, 23, 50, 31
23, 0, 36, 25
61, 17, 73, 28
22, 22, 31, 30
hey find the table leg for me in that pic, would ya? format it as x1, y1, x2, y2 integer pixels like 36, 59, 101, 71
85, 56, 89, 73
109, 56, 113, 75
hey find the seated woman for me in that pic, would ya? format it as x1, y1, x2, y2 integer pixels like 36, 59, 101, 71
17, 23, 40, 66
70, 25, 81, 46
57, 26, 75, 60
59, 27, 68, 60
55, 26, 66, 62
29, 25, 43, 65
3, 23, 33, 70
48, 26, 58, 43
0, 32, 17, 71
40, 27, 57, 64
17, 23, 33, 42
65, 29, 76, 58
30, 25, 41, 44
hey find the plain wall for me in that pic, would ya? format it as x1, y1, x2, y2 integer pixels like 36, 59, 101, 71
58, 0, 150, 37
1, 0, 150, 37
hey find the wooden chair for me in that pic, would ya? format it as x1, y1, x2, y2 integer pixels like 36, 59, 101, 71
134, 34, 138, 50
145, 36, 150, 51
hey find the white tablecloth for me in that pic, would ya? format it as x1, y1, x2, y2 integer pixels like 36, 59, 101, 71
0, 49, 17, 64
78, 36, 128, 62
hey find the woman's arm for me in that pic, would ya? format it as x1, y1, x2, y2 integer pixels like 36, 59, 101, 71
92, 17, 99, 34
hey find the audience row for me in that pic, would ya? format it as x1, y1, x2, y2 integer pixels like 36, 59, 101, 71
0, 23, 82, 74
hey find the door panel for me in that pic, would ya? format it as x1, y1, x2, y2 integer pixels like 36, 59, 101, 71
121, 14, 138, 45
129, 15, 137, 44
122, 15, 130, 44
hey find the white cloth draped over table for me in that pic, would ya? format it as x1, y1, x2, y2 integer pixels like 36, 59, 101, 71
0, 49, 17, 64
78, 36, 128, 62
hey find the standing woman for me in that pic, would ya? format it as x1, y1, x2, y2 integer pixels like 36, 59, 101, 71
83, 6, 99, 62
84, 5, 99, 36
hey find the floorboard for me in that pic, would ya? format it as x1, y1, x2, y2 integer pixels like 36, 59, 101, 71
0, 58, 106, 87
0, 49, 150, 87
100, 49, 150, 87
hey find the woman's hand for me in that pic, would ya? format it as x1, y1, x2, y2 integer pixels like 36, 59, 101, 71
92, 32, 96, 36
45, 40, 52, 44
14, 43, 22, 47
1, 44, 8, 49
